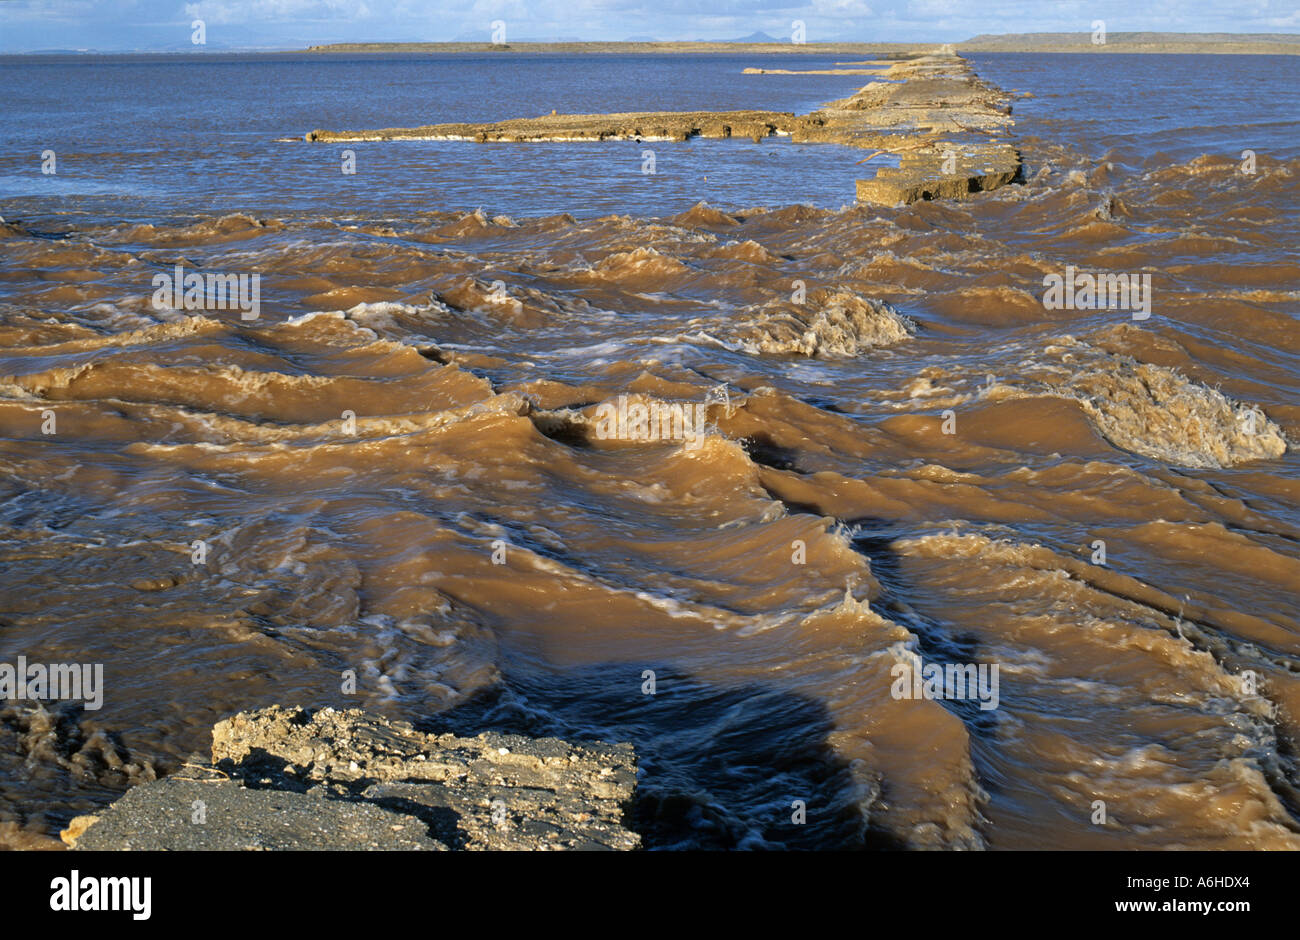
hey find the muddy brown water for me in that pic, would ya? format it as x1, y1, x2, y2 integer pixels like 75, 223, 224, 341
0, 52, 1298, 849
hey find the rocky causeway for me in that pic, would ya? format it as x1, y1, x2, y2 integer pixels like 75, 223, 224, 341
302, 50, 1023, 206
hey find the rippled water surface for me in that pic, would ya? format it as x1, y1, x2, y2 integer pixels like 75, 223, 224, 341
1, 51, 1298, 850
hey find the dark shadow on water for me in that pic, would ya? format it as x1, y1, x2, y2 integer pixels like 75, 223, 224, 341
850, 520, 1001, 736
418, 664, 899, 850
739, 432, 801, 472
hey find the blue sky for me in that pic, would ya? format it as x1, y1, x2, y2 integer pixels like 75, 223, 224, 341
1, 0, 1297, 52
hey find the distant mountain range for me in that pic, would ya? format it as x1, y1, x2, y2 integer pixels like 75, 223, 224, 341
726, 31, 781, 43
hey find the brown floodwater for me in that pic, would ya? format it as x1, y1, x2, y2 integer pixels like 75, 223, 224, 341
1, 51, 1298, 850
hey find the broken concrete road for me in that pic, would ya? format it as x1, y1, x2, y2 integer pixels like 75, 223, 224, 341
64, 705, 641, 851
301, 50, 1021, 206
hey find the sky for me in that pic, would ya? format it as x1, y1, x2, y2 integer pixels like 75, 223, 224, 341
0, 0, 1296, 52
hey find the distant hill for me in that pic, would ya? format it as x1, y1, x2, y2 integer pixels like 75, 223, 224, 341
960, 31, 1300, 53
965, 31, 1300, 44
729, 31, 781, 43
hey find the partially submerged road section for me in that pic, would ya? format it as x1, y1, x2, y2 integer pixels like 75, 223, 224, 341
302, 50, 1021, 206
62, 705, 640, 851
